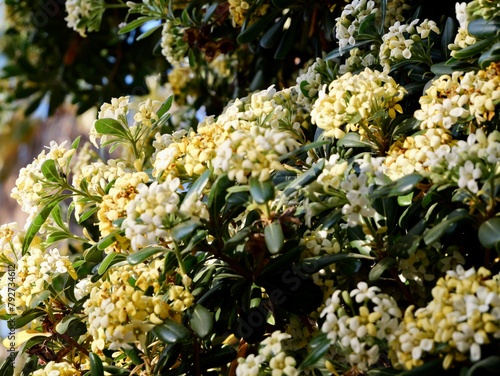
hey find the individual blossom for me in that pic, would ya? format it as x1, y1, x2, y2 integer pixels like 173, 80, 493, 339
320, 282, 402, 371
457, 160, 482, 193
340, 173, 375, 227
133, 98, 160, 127
32, 361, 81, 376
65, 0, 106, 37
0, 222, 23, 266
122, 175, 181, 251
311, 67, 405, 140
390, 266, 500, 370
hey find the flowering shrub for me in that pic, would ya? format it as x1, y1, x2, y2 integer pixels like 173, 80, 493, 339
2, 1, 500, 376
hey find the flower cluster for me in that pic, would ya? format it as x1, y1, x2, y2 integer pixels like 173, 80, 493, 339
236, 331, 299, 376
32, 361, 81, 376
160, 20, 189, 67
65, 0, 106, 37
320, 282, 402, 371
391, 266, 500, 370
83, 260, 172, 352
311, 67, 406, 139
10, 141, 75, 224
228, 0, 270, 28
415, 63, 500, 130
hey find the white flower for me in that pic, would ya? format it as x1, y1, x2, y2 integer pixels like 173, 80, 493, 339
457, 160, 482, 193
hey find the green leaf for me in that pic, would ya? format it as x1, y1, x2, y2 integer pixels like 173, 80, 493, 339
452, 36, 497, 59
0, 359, 13, 376
15, 308, 46, 328
41, 159, 61, 182
478, 217, 500, 249
198, 345, 237, 370
324, 39, 371, 60
222, 227, 252, 256
156, 95, 174, 119
84, 245, 103, 263
249, 177, 275, 204
208, 173, 233, 221
237, 9, 280, 44
358, 13, 378, 36
90, 352, 105, 376
47, 231, 71, 244
370, 174, 422, 199
274, 16, 299, 59
467, 17, 500, 39
127, 246, 167, 265
337, 132, 377, 149
398, 192, 413, 206
189, 304, 213, 339
441, 17, 456, 59
265, 221, 284, 254
478, 41, 500, 68
369, 257, 396, 281
423, 209, 471, 246
71, 136, 81, 150
123, 348, 143, 366
298, 253, 371, 274
182, 170, 210, 209
78, 206, 99, 223
22, 196, 67, 255
137, 23, 162, 40
171, 219, 201, 242
466, 355, 500, 376
283, 159, 325, 197
260, 242, 303, 276
300, 333, 331, 369
118, 16, 157, 34
153, 319, 190, 344
260, 16, 287, 49
97, 231, 121, 250
55, 315, 78, 334
94, 118, 128, 138
97, 252, 126, 275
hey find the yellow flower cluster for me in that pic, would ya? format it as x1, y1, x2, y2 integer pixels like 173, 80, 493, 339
84, 261, 172, 352
32, 361, 81, 376
5, 247, 76, 312
311, 67, 406, 139
228, 0, 270, 28
0, 222, 22, 266
415, 63, 500, 130
321, 282, 402, 371
11, 141, 75, 223
391, 266, 500, 370
384, 128, 455, 180
96, 171, 149, 253
301, 227, 341, 257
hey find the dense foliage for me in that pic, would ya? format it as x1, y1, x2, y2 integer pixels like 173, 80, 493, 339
1, 0, 500, 375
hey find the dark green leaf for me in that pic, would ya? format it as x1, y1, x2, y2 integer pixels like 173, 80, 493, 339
90, 352, 104, 376
423, 209, 472, 246
15, 308, 46, 328
153, 319, 190, 344
466, 355, 500, 376
127, 246, 167, 265
198, 345, 237, 370
478, 217, 500, 249
260, 16, 287, 49
298, 253, 371, 274
0, 359, 13, 376
260, 242, 303, 276
97, 231, 121, 250
237, 9, 280, 44
265, 221, 284, 254
189, 304, 214, 339
171, 220, 202, 242
55, 316, 78, 334
283, 159, 325, 197
441, 17, 457, 59
370, 174, 422, 199
123, 348, 143, 366
452, 36, 497, 59
467, 18, 500, 39
78, 206, 99, 223
84, 245, 103, 263
41, 159, 61, 182
137, 24, 162, 40
358, 13, 378, 37
324, 40, 371, 60
274, 16, 299, 59
369, 257, 396, 281
300, 333, 331, 369
208, 173, 233, 221
478, 41, 500, 68
249, 177, 275, 204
